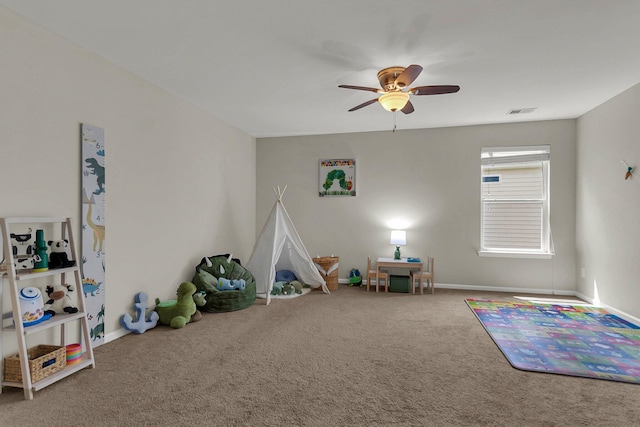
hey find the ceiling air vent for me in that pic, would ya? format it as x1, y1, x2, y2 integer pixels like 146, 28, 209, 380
507, 107, 537, 115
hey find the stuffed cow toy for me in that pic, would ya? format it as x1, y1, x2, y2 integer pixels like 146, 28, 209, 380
44, 284, 79, 316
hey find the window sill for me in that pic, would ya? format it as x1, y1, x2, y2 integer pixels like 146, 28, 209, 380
477, 250, 554, 260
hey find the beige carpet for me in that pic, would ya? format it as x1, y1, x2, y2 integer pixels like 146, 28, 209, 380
2, 286, 640, 426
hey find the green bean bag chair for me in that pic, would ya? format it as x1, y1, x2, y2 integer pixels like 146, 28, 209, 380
191, 254, 256, 312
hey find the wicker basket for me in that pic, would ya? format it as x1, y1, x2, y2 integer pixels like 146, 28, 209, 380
315, 256, 339, 291
4, 345, 66, 383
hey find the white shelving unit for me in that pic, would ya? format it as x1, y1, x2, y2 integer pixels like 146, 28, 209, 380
1, 217, 95, 400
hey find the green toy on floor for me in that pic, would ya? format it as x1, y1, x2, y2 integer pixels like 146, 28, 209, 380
155, 282, 206, 329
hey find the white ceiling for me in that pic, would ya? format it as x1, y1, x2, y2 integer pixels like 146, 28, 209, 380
3, 1, 640, 138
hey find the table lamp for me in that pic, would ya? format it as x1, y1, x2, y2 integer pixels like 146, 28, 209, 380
390, 230, 406, 260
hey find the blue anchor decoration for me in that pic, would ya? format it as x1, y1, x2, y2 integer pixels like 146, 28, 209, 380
120, 292, 159, 334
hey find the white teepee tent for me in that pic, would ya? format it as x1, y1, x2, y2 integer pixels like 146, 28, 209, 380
246, 186, 329, 304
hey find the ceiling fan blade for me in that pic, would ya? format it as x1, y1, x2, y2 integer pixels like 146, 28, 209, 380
410, 85, 460, 95
394, 64, 423, 88
401, 100, 415, 114
338, 85, 381, 93
348, 98, 379, 112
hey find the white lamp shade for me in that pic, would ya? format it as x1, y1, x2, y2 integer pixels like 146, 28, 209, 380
390, 230, 407, 246
379, 92, 409, 112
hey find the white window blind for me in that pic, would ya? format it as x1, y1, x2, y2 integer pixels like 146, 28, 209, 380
480, 146, 551, 255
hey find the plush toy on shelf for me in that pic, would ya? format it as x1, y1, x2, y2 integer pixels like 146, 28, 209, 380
13, 255, 42, 271
43, 284, 79, 316
10, 227, 33, 257
33, 229, 49, 272
48, 239, 77, 269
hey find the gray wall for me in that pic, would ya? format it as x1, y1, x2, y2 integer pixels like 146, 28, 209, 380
576, 82, 640, 319
0, 7, 256, 350
257, 120, 576, 294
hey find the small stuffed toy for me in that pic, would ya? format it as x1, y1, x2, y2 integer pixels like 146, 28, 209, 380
282, 283, 296, 295
271, 281, 285, 295
216, 277, 246, 291
43, 284, 79, 316
47, 239, 76, 269
190, 291, 207, 323
290, 280, 304, 294
349, 269, 362, 286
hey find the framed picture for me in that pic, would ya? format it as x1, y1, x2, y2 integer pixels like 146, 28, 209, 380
319, 159, 356, 197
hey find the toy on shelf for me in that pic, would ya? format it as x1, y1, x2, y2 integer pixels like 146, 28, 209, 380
120, 292, 159, 334
66, 343, 82, 366
48, 239, 76, 269
9, 226, 36, 273
33, 229, 48, 272
10, 227, 33, 257
18, 286, 52, 326
155, 282, 206, 329
13, 254, 42, 271
43, 284, 79, 316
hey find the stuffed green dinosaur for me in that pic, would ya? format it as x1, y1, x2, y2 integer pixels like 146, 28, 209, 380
290, 280, 304, 294
282, 283, 296, 295
271, 281, 285, 295
155, 282, 205, 328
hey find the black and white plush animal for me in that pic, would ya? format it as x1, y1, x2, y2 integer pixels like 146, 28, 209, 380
47, 239, 76, 269
14, 255, 42, 270
43, 284, 78, 316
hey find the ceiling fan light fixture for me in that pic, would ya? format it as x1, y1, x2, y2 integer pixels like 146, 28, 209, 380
379, 92, 409, 112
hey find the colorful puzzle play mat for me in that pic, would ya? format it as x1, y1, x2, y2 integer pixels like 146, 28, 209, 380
466, 299, 640, 384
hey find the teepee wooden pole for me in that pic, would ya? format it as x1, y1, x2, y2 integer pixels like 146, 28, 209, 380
273, 185, 287, 201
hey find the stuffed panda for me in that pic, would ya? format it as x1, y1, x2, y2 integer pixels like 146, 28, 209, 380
47, 239, 76, 269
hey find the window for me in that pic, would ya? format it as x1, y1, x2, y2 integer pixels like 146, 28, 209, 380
479, 145, 553, 258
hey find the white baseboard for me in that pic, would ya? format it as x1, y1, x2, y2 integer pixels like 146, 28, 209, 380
442, 283, 640, 325
105, 327, 130, 344
434, 282, 576, 296
103, 282, 639, 345
574, 290, 640, 325
574, 290, 595, 304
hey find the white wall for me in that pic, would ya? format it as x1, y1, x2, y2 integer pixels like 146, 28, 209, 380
257, 120, 576, 294
576, 82, 640, 319
0, 7, 256, 352
13, 0, 640, 355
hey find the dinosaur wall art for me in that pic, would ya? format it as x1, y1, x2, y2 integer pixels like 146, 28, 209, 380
82, 123, 106, 346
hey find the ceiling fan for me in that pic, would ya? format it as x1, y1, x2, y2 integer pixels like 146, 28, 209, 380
338, 64, 460, 114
